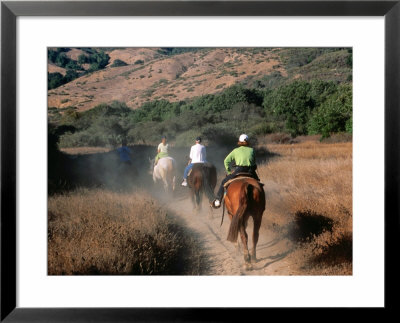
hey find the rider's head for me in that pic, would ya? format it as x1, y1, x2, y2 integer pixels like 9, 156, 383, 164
161, 135, 167, 144
195, 136, 202, 143
238, 134, 249, 146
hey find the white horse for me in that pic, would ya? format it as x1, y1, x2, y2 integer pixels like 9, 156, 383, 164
149, 156, 176, 193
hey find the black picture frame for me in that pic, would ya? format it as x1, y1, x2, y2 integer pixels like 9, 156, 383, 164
1, 1, 398, 321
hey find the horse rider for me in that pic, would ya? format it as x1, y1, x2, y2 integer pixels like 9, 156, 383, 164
155, 135, 169, 165
117, 139, 132, 166
212, 134, 259, 209
181, 136, 207, 187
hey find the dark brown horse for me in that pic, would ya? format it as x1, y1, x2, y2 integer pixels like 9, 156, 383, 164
224, 177, 265, 265
187, 163, 217, 210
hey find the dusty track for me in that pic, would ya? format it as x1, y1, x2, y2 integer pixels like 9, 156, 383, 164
156, 186, 295, 275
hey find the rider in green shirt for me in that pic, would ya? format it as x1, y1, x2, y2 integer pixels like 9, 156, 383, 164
212, 134, 259, 209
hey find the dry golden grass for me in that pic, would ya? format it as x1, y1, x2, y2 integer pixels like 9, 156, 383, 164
258, 140, 352, 274
48, 189, 205, 275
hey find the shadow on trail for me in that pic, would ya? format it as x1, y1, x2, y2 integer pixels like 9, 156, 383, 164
256, 237, 284, 251
260, 249, 294, 269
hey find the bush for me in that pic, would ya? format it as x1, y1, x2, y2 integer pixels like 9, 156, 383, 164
111, 59, 128, 67
48, 70, 80, 90
263, 80, 343, 137
55, 52, 69, 67
265, 81, 314, 136
174, 129, 202, 147
308, 84, 352, 138
48, 72, 65, 90
78, 53, 88, 64
201, 124, 238, 146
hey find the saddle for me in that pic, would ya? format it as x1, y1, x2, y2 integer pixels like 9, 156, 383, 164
187, 162, 213, 178
223, 173, 264, 189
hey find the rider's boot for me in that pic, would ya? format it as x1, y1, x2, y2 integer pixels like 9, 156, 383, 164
211, 187, 224, 209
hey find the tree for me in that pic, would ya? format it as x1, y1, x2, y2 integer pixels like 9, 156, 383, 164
308, 84, 352, 137
48, 50, 58, 63
64, 69, 79, 82
111, 59, 128, 67
78, 54, 88, 64
55, 52, 69, 67
266, 81, 314, 136
48, 72, 65, 89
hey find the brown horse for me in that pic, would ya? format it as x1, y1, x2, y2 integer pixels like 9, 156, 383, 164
224, 177, 265, 265
187, 163, 217, 210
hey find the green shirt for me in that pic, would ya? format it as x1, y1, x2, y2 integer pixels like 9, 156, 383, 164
224, 146, 256, 173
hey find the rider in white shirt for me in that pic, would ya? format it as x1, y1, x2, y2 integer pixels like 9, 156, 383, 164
181, 137, 206, 186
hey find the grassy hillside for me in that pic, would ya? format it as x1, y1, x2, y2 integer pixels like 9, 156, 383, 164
48, 47, 351, 111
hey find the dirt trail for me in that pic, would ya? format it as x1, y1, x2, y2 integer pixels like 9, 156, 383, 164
160, 188, 295, 275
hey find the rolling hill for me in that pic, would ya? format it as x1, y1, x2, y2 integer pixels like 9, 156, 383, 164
48, 47, 351, 112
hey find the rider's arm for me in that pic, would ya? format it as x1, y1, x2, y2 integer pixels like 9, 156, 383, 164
224, 150, 235, 174
189, 146, 193, 160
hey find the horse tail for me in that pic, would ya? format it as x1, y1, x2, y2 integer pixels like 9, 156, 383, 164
200, 165, 216, 203
227, 182, 252, 242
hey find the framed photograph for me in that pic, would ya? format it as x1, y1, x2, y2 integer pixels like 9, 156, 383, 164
1, 0, 398, 321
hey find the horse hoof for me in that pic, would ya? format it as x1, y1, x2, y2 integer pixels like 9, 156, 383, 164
251, 256, 257, 263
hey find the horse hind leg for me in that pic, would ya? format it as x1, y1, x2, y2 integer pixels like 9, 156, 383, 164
251, 216, 262, 263
239, 225, 251, 265
162, 177, 169, 193
172, 175, 176, 192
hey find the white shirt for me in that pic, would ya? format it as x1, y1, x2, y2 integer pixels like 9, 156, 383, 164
190, 143, 206, 163
158, 143, 169, 153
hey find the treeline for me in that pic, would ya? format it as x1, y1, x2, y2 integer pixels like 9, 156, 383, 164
48, 48, 110, 89
50, 80, 352, 148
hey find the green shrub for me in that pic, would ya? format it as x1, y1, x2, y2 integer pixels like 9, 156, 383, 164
48, 72, 65, 90
48, 70, 80, 90
174, 129, 201, 147
308, 84, 352, 138
264, 81, 314, 136
263, 80, 341, 137
55, 52, 69, 67
111, 59, 128, 67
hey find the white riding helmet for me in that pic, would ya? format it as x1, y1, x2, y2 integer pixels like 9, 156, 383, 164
239, 134, 249, 142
